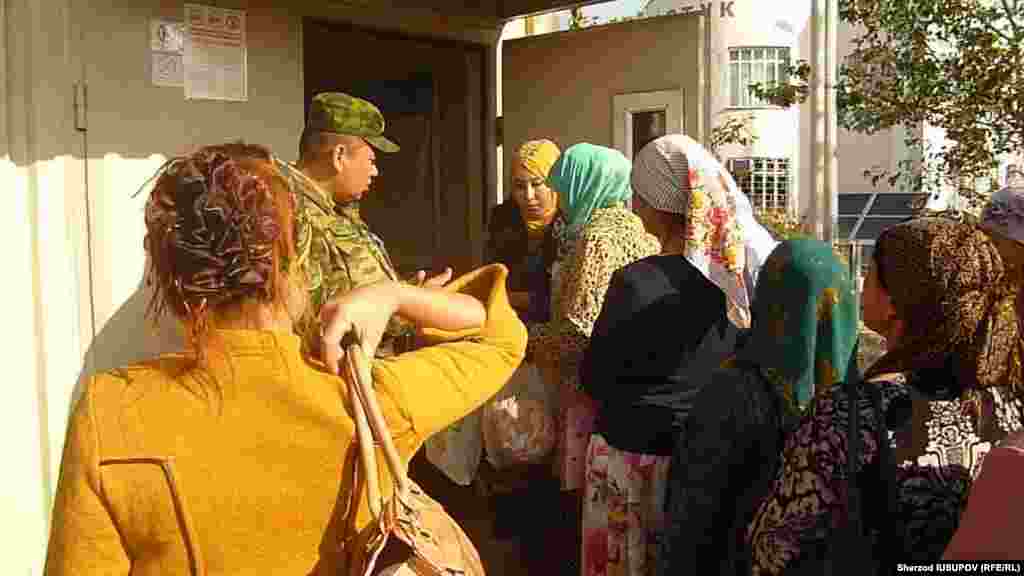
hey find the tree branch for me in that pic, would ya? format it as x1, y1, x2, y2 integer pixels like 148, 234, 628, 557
985, 15, 1016, 44
1001, 0, 1021, 37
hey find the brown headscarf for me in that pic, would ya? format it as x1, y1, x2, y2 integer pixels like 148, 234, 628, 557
864, 216, 1023, 397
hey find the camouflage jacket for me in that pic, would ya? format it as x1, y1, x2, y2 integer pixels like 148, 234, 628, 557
275, 157, 413, 355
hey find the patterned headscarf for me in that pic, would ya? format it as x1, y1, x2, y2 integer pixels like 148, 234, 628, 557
515, 139, 562, 237
981, 180, 1024, 289
144, 147, 285, 314
631, 134, 779, 328
735, 239, 860, 418
548, 143, 633, 245
864, 216, 1023, 396
516, 139, 561, 181
981, 181, 1024, 246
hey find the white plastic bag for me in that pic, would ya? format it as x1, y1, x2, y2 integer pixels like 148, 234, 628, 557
482, 362, 556, 470
424, 409, 484, 486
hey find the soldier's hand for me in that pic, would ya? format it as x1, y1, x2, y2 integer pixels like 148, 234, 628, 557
414, 267, 453, 288
319, 282, 400, 375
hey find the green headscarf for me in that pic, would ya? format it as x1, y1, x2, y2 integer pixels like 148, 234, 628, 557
735, 239, 860, 418
547, 143, 633, 244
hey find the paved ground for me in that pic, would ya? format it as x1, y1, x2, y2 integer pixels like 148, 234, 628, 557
408, 453, 526, 576
408, 452, 569, 576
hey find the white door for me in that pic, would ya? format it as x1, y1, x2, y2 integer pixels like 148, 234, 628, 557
3, 0, 93, 571
612, 89, 685, 160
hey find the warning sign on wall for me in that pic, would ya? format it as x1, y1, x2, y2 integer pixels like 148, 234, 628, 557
150, 19, 184, 88
183, 4, 248, 101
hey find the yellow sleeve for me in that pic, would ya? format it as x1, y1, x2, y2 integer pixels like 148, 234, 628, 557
372, 264, 527, 443
45, 382, 130, 575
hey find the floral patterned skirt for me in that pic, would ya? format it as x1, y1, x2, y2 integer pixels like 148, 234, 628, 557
581, 434, 671, 576
555, 384, 599, 492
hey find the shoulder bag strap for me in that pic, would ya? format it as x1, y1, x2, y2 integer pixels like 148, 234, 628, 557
866, 380, 897, 568
349, 353, 384, 519
839, 373, 864, 553
845, 376, 864, 543
821, 376, 867, 576
835, 376, 898, 575
344, 336, 412, 502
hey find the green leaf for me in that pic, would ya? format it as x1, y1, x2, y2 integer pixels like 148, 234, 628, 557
836, 0, 1023, 207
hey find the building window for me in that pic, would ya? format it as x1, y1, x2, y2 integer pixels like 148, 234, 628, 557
729, 47, 791, 108
728, 157, 791, 212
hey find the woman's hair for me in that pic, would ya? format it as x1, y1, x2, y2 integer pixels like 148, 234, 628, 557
143, 142, 298, 359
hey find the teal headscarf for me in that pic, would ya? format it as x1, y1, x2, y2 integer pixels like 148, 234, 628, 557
547, 143, 633, 243
735, 239, 860, 418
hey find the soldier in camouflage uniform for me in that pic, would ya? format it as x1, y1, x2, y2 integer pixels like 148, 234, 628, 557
277, 92, 445, 357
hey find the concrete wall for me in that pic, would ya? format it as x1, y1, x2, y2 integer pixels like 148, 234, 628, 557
496, 13, 562, 204
502, 13, 706, 197
1, 0, 501, 572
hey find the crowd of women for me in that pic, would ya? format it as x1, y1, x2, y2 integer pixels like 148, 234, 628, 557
41, 132, 1024, 575
484, 134, 1024, 575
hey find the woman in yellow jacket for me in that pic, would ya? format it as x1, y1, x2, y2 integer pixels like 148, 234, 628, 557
44, 143, 527, 575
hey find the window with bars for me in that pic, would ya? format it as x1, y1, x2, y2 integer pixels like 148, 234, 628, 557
728, 47, 791, 108
728, 157, 791, 212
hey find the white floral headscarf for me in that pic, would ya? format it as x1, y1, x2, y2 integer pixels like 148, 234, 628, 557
631, 134, 778, 329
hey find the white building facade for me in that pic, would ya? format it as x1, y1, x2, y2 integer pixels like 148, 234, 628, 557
643, 0, 810, 217
638, 0, 917, 235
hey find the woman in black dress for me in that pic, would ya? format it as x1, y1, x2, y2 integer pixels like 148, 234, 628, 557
579, 134, 777, 576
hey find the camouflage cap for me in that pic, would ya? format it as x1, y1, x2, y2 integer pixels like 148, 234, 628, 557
306, 92, 400, 153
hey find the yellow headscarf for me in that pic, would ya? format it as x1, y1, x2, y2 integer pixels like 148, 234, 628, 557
515, 140, 561, 239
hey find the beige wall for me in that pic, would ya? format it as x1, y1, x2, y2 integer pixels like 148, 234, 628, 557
75, 0, 500, 388
2, 0, 501, 572
502, 13, 705, 197
79, 1, 303, 391
496, 12, 562, 203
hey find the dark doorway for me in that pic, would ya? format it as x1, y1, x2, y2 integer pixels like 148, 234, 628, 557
302, 19, 489, 276
631, 109, 667, 159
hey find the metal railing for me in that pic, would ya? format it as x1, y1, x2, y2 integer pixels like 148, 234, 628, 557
833, 239, 874, 317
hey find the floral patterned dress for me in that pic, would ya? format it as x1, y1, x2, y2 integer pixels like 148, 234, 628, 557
580, 256, 744, 576
582, 435, 671, 576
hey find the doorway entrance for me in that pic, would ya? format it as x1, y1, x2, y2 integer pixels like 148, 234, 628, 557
612, 89, 685, 160
302, 19, 489, 276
